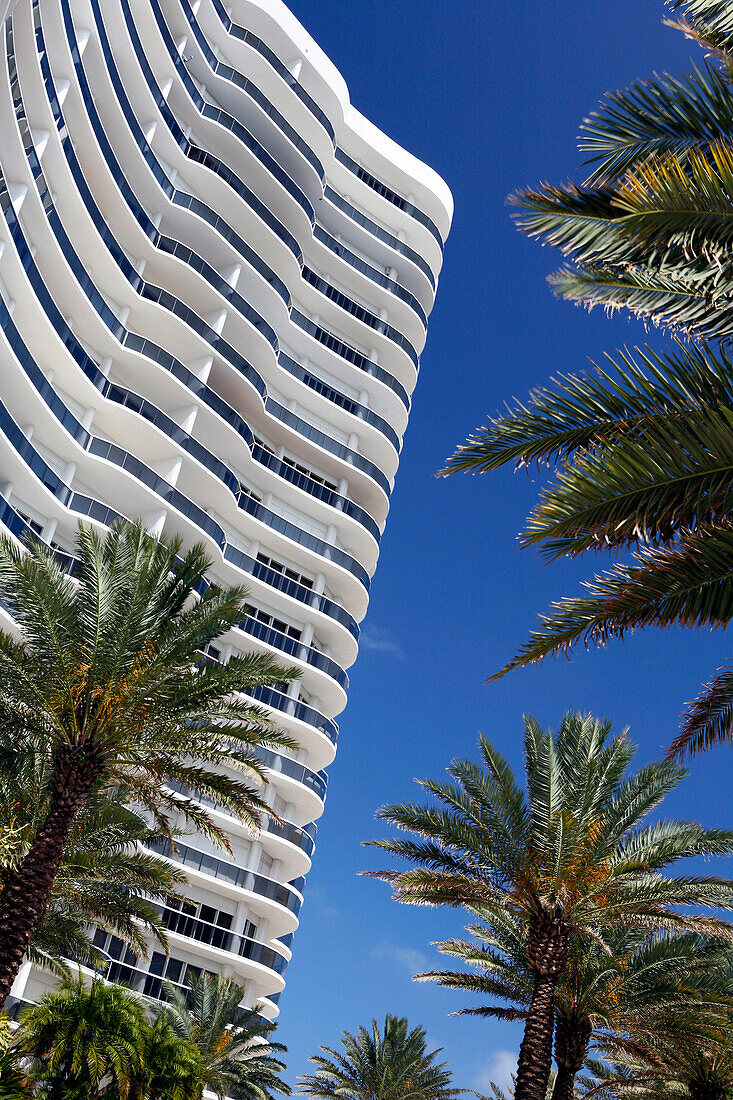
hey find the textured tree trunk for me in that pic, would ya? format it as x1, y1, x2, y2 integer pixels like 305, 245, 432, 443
551, 1014, 592, 1100
0, 745, 98, 1006
514, 914, 570, 1100
515, 972, 557, 1100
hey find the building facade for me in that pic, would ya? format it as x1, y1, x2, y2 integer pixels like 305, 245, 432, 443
0, 0, 451, 1019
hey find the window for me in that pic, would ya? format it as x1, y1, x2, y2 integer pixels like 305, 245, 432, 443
145, 951, 217, 1000
161, 898, 233, 950
92, 931, 139, 986
281, 453, 337, 492
15, 510, 43, 537
256, 551, 313, 590
248, 605, 302, 641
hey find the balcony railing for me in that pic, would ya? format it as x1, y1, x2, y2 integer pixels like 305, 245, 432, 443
154, 902, 289, 974
335, 147, 445, 250
208, 0, 336, 142
148, 838, 303, 915
178, 0, 324, 181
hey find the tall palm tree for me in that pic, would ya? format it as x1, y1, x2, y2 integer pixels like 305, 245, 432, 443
425, 918, 732, 1100
298, 1015, 462, 1100
0, 519, 296, 1004
162, 972, 290, 1100
367, 714, 733, 1100
18, 976, 148, 1098
1, 725, 185, 973
442, 0, 733, 755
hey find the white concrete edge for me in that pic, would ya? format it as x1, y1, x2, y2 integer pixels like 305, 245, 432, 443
232, 0, 454, 227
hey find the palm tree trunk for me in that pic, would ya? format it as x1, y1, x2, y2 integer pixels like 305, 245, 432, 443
551, 1014, 592, 1100
515, 914, 569, 1100
515, 972, 557, 1100
0, 745, 97, 1006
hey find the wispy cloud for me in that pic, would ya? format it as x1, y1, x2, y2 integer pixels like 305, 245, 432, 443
306, 885, 341, 923
472, 1050, 518, 1095
371, 942, 429, 975
360, 625, 405, 659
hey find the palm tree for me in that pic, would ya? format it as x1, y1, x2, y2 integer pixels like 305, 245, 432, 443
162, 972, 290, 1100
367, 714, 733, 1100
425, 918, 732, 1100
130, 1014, 204, 1100
30, 792, 183, 972
18, 975, 148, 1098
442, 336, 733, 756
441, 0, 733, 756
508, 1, 733, 341
1, 724, 185, 973
583, 1014, 733, 1100
298, 1015, 462, 1100
0, 519, 296, 1004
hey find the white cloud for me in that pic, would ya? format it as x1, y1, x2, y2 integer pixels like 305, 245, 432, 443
359, 625, 405, 659
306, 885, 341, 923
371, 942, 429, 975
472, 1050, 518, 1095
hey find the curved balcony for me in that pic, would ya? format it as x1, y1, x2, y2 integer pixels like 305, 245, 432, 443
302, 267, 420, 372
166, 778, 318, 859
252, 444, 380, 544
266, 386, 393, 493
248, 683, 338, 746
177, 0, 324, 182
0, 250, 369, 601
32, 85, 386, 512
102, 0, 413, 418
171, 190, 291, 304
264, 816, 316, 858
323, 185, 436, 292
5, 103, 381, 568
291, 309, 410, 410
236, 490, 370, 592
0, 390, 124, 533
334, 147, 445, 251
254, 746, 328, 803
313, 222, 428, 331
141, 0, 314, 225
32, 27, 271, 391
223, 543, 358, 642
155, 901, 290, 975
50, 4, 402, 475
64, 0, 301, 266
208, 0, 335, 142
241, 615, 348, 692
148, 837, 304, 916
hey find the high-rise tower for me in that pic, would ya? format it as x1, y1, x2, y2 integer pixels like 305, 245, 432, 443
1, 0, 451, 1019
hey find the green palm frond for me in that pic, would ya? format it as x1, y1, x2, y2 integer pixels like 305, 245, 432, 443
670, 663, 733, 758
492, 523, 733, 677
441, 341, 733, 477
161, 973, 290, 1100
298, 1015, 462, 1100
579, 61, 733, 184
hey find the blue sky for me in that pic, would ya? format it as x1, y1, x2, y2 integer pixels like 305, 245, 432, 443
277, 1, 727, 1091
